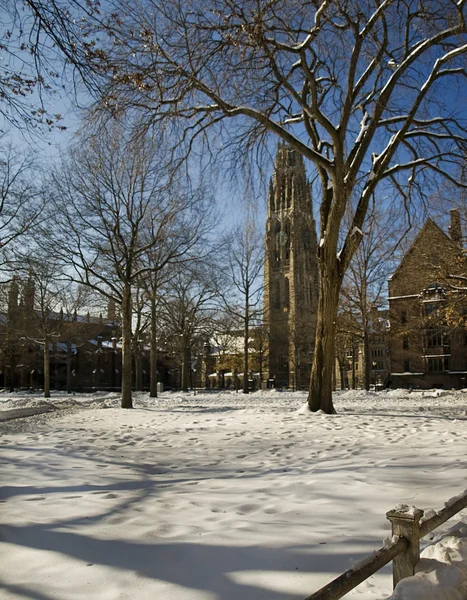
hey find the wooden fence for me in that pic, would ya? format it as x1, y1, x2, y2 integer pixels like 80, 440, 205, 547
304, 489, 467, 600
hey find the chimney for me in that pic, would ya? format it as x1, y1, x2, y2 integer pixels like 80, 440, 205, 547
449, 208, 463, 244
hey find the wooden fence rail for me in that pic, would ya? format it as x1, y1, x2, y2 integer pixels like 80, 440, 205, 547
304, 489, 467, 600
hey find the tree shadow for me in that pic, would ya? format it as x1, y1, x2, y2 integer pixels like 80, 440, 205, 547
1, 520, 385, 600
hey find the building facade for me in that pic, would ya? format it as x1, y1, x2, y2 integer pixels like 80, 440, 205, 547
263, 144, 319, 388
388, 211, 467, 389
335, 329, 390, 390
1, 277, 174, 392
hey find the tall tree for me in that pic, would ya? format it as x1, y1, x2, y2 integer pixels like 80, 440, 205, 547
339, 203, 404, 389
14, 255, 66, 398
17, 0, 467, 412
47, 120, 208, 408
139, 205, 212, 398
160, 265, 219, 392
221, 210, 264, 393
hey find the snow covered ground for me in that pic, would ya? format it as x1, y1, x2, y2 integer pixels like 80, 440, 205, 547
1, 388, 467, 600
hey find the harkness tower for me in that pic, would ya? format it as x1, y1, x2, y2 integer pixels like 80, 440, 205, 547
264, 144, 319, 389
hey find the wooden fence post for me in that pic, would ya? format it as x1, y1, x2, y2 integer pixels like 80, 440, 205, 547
386, 506, 423, 588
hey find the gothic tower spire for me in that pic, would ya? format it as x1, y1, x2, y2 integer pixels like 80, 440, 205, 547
264, 144, 319, 389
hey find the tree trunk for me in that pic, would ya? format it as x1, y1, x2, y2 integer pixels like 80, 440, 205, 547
258, 350, 263, 386
363, 328, 370, 391
44, 336, 50, 398
351, 343, 356, 389
66, 343, 72, 394
243, 293, 249, 394
149, 294, 158, 397
135, 350, 143, 391
181, 341, 190, 392
307, 268, 340, 414
121, 284, 133, 408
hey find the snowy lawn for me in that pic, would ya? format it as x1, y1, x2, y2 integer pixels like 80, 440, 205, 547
1, 388, 467, 600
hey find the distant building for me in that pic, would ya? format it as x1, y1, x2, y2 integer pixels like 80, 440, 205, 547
335, 326, 390, 390
1, 276, 173, 392
263, 144, 319, 388
388, 210, 467, 389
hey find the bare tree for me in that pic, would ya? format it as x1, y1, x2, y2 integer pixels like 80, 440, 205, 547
220, 210, 264, 393
0, 142, 41, 257
13, 254, 66, 398
139, 206, 213, 398
0, 0, 100, 131
47, 119, 208, 408
58, 284, 103, 394
17, 0, 467, 412
339, 203, 404, 389
159, 265, 219, 392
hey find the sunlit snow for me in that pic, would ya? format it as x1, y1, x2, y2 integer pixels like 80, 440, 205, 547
1, 388, 467, 599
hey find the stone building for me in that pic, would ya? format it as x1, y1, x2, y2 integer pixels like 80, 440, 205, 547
335, 327, 390, 390
1, 277, 173, 392
263, 144, 319, 388
388, 210, 467, 389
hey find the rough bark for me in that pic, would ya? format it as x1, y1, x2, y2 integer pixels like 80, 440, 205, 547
308, 267, 340, 414
121, 284, 133, 408
134, 351, 143, 391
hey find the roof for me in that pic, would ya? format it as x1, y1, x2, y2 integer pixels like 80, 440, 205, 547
389, 218, 452, 282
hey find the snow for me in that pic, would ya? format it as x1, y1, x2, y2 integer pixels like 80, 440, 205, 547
388, 521, 467, 600
391, 503, 421, 518
2, 388, 467, 600
355, 112, 370, 144
352, 226, 364, 237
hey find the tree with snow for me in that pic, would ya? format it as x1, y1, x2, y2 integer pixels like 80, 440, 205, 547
19, 0, 467, 413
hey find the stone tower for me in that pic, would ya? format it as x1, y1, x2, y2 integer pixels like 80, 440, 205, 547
264, 143, 319, 389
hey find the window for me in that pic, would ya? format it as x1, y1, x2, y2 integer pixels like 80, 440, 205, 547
401, 311, 408, 323
428, 358, 449, 373
424, 302, 437, 317
426, 330, 449, 348
402, 336, 409, 349
404, 360, 410, 372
